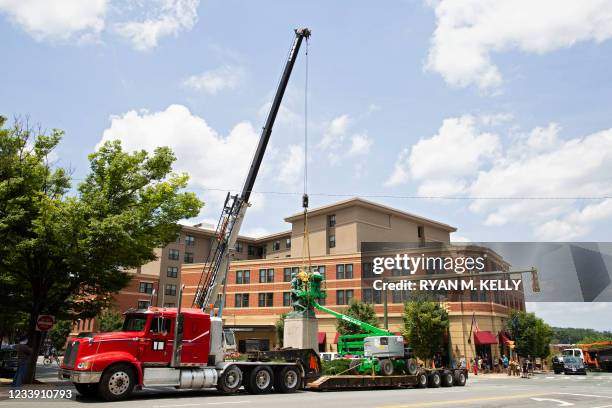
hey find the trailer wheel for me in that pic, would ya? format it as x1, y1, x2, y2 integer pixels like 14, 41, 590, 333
405, 358, 418, 375
441, 371, 454, 387
428, 371, 441, 388
74, 383, 98, 398
217, 365, 243, 394
244, 365, 274, 394
416, 372, 428, 388
453, 370, 467, 386
97, 363, 136, 401
274, 366, 301, 393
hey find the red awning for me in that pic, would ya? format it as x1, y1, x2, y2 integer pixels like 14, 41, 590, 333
499, 332, 511, 345
474, 331, 498, 345
318, 332, 326, 345
333, 332, 340, 344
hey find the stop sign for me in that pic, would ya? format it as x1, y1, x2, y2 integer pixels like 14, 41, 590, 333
36, 315, 55, 331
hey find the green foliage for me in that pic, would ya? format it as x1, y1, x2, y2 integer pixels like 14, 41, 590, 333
0, 117, 203, 381
336, 300, 379, 335
402, 298, 449, 361
99, 310, 124, 332
506, 310, 553, 358
321, 358, 352, 375
48, 320, 72, 351
551, 327, 612, 344
274, 313, 287, 348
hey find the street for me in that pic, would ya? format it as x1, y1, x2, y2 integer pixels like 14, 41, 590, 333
2, 367, 612, 408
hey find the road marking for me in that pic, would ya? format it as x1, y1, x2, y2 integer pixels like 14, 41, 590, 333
154, 402, 251, 408
531, 397, 574, 406
591, 405, 612, 408
556, 393, 612, 399
377, 392, 549, 408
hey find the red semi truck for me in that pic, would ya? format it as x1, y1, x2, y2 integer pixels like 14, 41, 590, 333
58, 307, 321, 400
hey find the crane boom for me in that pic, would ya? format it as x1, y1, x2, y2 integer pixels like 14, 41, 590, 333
313, 302, 393, 336
193, 28, 311, 311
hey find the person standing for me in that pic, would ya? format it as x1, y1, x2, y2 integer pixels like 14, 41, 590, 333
12, 337, 32, 388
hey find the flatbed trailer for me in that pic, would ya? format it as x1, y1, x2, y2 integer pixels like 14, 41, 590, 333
307, 368, 468, 391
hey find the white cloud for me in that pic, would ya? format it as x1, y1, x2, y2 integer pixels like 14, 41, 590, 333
386, 114, 612, 239
240, 227, 271, 239
277, 144, 305, 185
183, 65, 244, 94
450, 233, 471, 243
114, 0, 199, 51
0, 0, 107, 42
347, 133, 373, 156
384, 115, 500, 194
98, 104, 263, 210
319, 114, 350, 149
426, 0, 612, 92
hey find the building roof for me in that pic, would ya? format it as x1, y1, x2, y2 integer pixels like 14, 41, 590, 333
284, 197, 457, 232
179, 224, 291, 243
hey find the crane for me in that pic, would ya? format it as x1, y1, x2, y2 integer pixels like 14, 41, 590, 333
192, 28, 311, 312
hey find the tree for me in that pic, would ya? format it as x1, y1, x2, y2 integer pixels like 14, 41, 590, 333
0, 117, 203, 382
402, 298, 449, 362
274, 313, 287, 348
506, 310, 553, 358
48, 320, 72, 351
552, 327, 612, 344
98, 310, 124, 332
336, 300, 379, 335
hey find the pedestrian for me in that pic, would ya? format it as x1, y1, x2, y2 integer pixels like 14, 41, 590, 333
503, 354, 509, 374
459, 356, 466, 369
472, 357, 478, 375
12, 336, 32, 388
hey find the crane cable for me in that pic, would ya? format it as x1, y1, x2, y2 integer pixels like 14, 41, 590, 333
300, 37, 312, 283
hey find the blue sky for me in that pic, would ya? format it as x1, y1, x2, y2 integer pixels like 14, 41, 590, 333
2, 1, 612, 328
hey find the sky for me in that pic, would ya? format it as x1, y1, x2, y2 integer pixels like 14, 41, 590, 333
2, 0, 612, 330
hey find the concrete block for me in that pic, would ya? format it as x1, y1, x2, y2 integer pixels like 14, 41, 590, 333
283, 316, 318, 351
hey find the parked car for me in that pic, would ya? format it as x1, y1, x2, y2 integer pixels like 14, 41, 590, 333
0, 345, 18, 378
563, 356, 587, 375
320, 352, 339, 361
552, 355, 565, 374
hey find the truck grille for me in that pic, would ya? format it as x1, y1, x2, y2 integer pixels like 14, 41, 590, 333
64, 341, 79, 368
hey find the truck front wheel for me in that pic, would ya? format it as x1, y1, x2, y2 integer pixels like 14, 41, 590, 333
274, 366, 301, 393
217, 365, 242, 394
244, 366, 274, 394
74, 383, 98, 398
98, 364, 136, 401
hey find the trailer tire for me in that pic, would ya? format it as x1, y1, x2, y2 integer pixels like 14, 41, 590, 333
244, 365, 274, 394
74, 383, 98, 398
428, 371, 441, 388
441, 371, 454, 387
416, 372, 428, 388
453, 370, 467, 386
405, 358, 418, 375
379, 359, 394, 376
97, 363, 136, 401
274, 366, 301, 393
217, 365, 243, 394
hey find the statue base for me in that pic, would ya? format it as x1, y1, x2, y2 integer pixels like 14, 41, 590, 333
283, 316, 319, 351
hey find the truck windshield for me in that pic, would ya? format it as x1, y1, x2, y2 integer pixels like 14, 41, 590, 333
122, 314, 147, 331
562, 350, 574, 356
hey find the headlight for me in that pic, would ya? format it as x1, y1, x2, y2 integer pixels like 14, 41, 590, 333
76, 361, 92, 370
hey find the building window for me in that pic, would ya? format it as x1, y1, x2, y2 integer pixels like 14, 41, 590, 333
313, 265, 326, 279
392, 290, 410, 304
273, 240, 281, 251
185, 235, 195, 246
283, 292, 291, 307
234, 293, 249, 308
285, 238, 291, 249
137, 300, 150, 309
470, 290, 478, 302
417, 226, 424, 239
259, 268, 274, 283
168, 249, 179, 260
283, 267, 299, 282
362, 288, 381, 304
258, 292, 274, 307
329, 235, 336, 248
336, 289, 354, 305
139, 282, 154, 294
362, 262, 373, 278
235, 241, 243, 252
184, 251, 194, 263
319, 291, 326, 306
336, 264, 353, 279
328, 214, 336, 227
175, 234, 181, 243
167, 266, 178, 278
165, 284, 177, 296
163, 302, 176, 308
248, 245, 256, 256
236, 270, 250, 284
